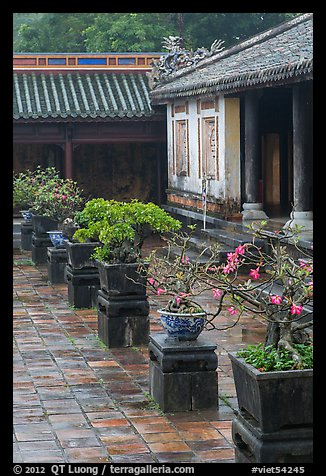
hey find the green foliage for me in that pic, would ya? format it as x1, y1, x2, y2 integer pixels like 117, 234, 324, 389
73, 199, 182, 263
84, 13, 171, 52
13, 165, 85, 221
237, 342, 313, 371
13, 169, 36, 209
74, 198, 118, 229
13, 12, 300, 53
13, 165, 60, 211
30, 168, 85, 222
14, 13, 96, 52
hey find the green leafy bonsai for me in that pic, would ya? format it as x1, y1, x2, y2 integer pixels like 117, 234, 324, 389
73, 199, 182, 264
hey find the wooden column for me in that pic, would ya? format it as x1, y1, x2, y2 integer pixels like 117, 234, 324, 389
283, 81, 313, 233
242, 91, 268, 220
156, 143, 162, 205
292, 82, 313, 212
244, 90, 260, 203
64, 125, 73, 179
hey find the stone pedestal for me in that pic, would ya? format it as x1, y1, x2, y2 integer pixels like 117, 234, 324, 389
284, 211, 313, 234
47, 247, 68, 284
148, 333, 218, 412
232, 411, 313, 463
32, 233, 53, 264
97, 289, 149, 348
21, 221, 33, 251
66, 264, 100, 308
241, 202, 269, 222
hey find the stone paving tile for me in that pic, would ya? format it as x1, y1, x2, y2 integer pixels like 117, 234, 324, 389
13, 248, 270, 464
63, 447, 109, 463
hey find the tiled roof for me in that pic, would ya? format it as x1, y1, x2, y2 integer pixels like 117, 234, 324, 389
151, 13, 313, 101
13, 72, 154, 120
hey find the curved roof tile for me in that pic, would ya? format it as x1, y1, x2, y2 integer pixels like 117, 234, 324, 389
13, 72, 154, 120
151, 13, 313, 101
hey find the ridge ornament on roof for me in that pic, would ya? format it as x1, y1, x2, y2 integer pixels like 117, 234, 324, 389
148, 36, 225, 89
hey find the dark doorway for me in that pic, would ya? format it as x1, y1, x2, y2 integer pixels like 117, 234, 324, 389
259, 87, 293, 217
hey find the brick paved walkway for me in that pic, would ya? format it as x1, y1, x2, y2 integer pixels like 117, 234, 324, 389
13, 244, 266, 464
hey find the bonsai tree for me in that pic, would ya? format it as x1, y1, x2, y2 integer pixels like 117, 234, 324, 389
13, 165, 85, 226
13, 169, 36, 212
13, 166, 59, 213
30, 167, 85, 226
73, 199, 182, 264
145, 222, 313, 370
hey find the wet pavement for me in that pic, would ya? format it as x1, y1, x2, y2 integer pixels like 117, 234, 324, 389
13, 240, 267, 464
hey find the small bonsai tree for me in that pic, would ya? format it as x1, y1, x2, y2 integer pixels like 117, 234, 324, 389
13, 166, 59, 212
73, 199, 182, 264
13, 166, 85, 225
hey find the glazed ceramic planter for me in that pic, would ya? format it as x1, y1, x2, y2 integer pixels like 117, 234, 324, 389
47, 230, 68, 248
159, 309, 206, 341
20, 210, 33, 222
228, 351, 313, 433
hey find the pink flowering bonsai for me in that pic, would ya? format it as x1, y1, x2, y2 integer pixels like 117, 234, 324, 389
144, 222, 313, 368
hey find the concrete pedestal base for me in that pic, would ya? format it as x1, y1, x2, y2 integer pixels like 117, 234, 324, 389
284, 211, 313, 233
241, 203, 269, 222
47, 247, 67, 284
232, 412, 313, 463
32, 233, 53, 264
66, 264, 100, 308
21, 222, 33, 251
97, 289, 149, 348
149, 333, 218, 412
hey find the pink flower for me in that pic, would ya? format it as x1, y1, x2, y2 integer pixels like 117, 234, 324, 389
213, 288, 222, 299
270, 295, 282, 305
227, 306, 238, 315
222, 264, 232, 274
178, 292, 190, 298
175, 296, 181, 306
208, 266, 218, 272
181, 255, 190, 264
249, 268, 260, 280
157, 288, 166, 296
235, 244, 246, 255
291, 304, 303, 315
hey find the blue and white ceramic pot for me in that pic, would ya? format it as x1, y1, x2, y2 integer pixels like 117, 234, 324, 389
20, 210, 33, 221
47, 230, 68, 248
159, 309, 206, 341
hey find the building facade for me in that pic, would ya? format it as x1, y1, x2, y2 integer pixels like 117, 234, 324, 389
150, 13, 313, 232
13, 52, 167, 206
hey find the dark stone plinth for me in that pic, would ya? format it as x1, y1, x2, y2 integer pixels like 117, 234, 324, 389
47, 247, 68, 284
66, 264, 100, 308
232, 411, 313, 463
149, 333, 218, 412
97, 289, 149, 317
21, 222, 33, 251
97, 289, 149, 348
98, 309, 150, 348
31, 233, 53, 264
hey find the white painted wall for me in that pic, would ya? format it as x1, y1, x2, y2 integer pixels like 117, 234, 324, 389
166, 95, 240, 208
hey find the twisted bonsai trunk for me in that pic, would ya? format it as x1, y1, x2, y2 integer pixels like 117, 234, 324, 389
265, 318, 312, 368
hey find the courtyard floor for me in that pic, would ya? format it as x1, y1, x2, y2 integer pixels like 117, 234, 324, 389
13, 240, 267, 465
